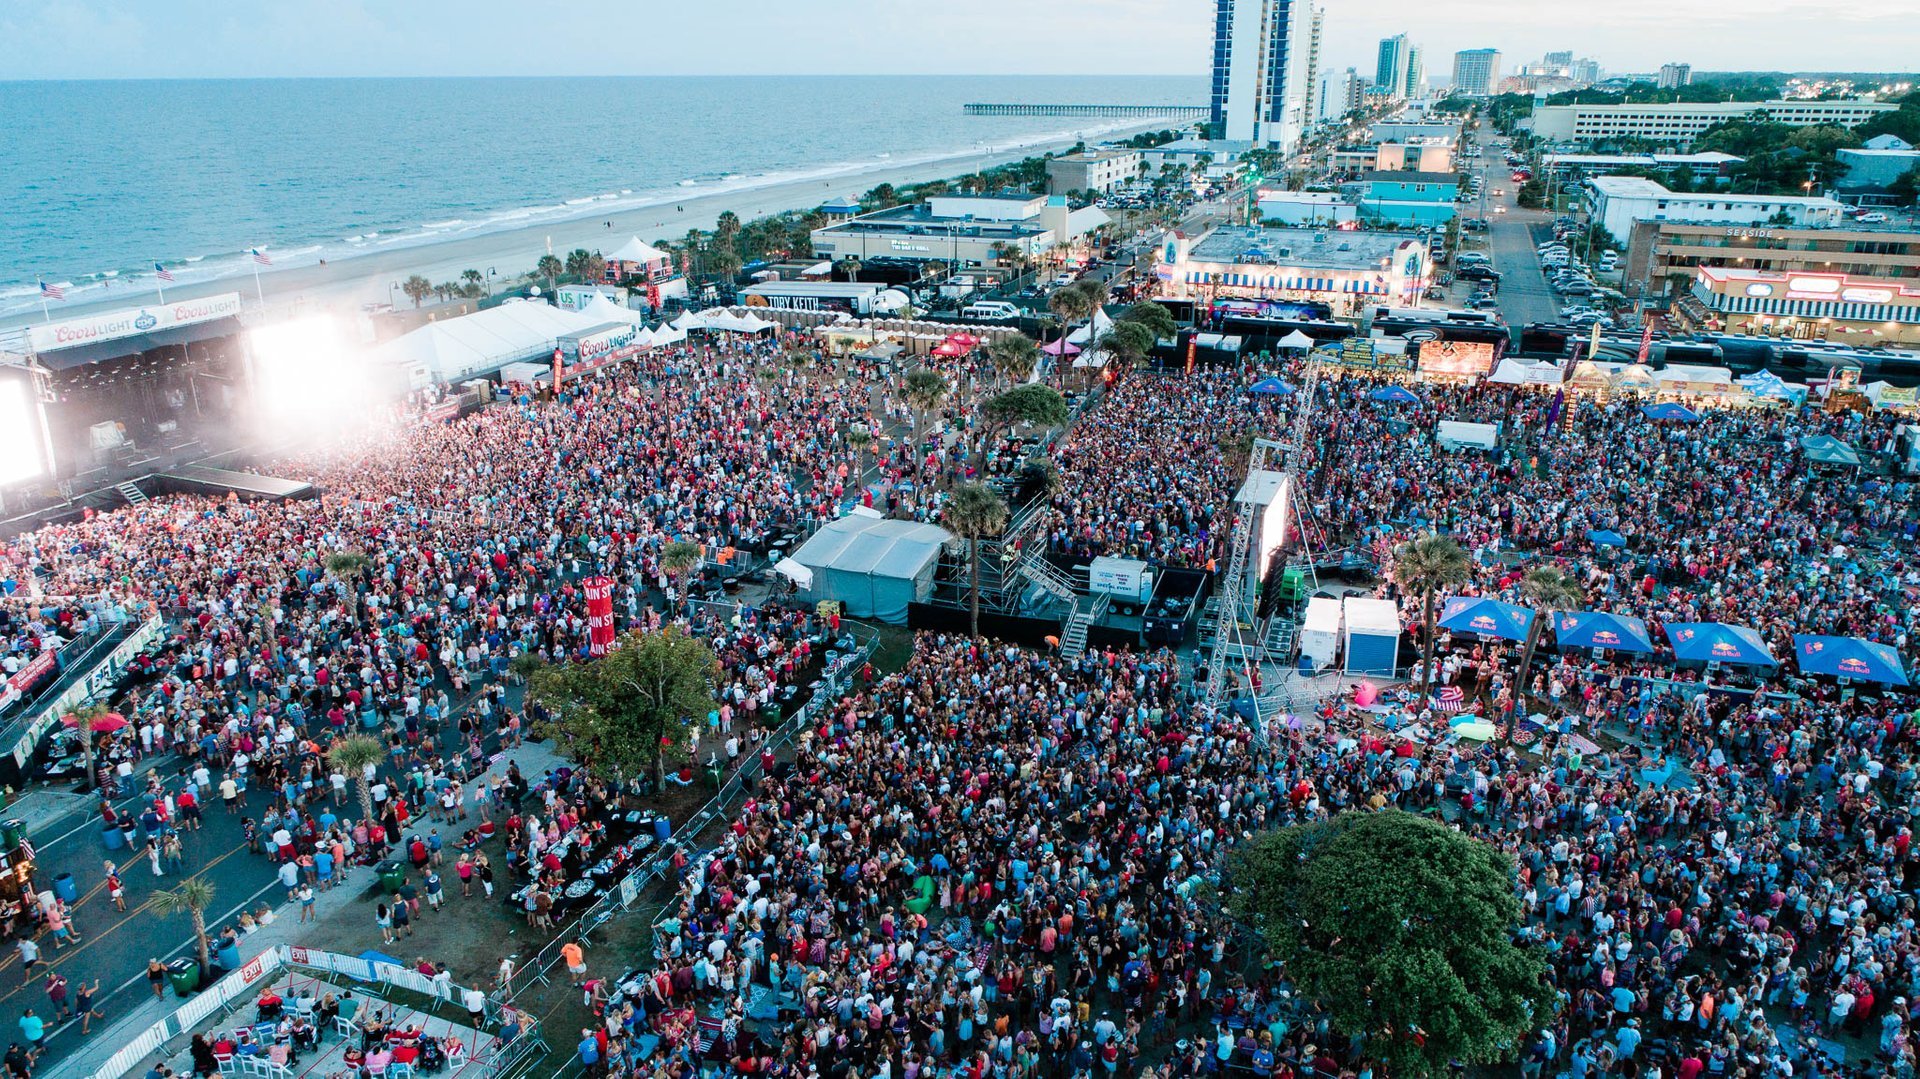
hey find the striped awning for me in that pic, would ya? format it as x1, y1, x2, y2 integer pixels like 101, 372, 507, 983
1184, 271, 1374, 294
1697, 287, 1920, 324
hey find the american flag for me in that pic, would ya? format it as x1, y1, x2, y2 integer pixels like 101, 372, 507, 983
250, 248, 271, 266
38, 280, 65, 301
1431, 685, 1466, 713
154, 262, 175, 283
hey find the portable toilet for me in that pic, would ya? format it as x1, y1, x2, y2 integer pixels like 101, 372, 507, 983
1341, 596, 1402, 676
1297, 596, 1342, 673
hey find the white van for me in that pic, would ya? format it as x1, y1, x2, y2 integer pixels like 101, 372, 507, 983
961, 301, 1020, 321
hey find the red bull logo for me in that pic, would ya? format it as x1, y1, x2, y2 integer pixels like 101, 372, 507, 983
1711, 641, 1740, 658
1838, 657, 1871, 675
1592, 631, 1621, 646
1470, 615, 1497, 631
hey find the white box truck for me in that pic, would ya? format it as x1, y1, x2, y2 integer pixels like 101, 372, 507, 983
1342, 596, 1402, 676
1298, 596, 1342, 673
1086, 556, 1154, 614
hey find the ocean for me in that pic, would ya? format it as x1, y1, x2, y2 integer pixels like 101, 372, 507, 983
0, 75, 1204, 317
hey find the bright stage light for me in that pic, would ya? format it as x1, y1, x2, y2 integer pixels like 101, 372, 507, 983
0, 378, 49, 487
249, 315, 386, 438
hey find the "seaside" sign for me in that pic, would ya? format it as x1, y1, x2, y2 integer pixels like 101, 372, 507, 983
28, 293, 244, 354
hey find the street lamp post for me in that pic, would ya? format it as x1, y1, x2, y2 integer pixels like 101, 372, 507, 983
387, 281, 399, 309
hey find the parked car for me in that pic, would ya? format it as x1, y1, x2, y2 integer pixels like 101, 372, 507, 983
1859, 211, 1890, 224
1458, 265, 1502, 281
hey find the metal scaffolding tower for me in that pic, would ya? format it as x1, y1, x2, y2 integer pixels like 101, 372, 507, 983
1201, 354, 1323, 719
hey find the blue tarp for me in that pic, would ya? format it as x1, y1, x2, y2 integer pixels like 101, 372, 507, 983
1666, 622, 1776, 666
1439, 596, 1536, 642
1642, 402, 1701, 422
1369, 385, 1421, 404
1553, 610, 1654, 653
1793, 634, 1910, 685
1587, 529, 1626, 548
1249, 377, 1295, 395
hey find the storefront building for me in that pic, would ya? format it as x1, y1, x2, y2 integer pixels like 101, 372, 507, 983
1685, 266, 1920, 346
1157, 225, 1429, 318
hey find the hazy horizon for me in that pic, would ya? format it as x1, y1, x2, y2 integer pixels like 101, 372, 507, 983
7, 1, 1918, 85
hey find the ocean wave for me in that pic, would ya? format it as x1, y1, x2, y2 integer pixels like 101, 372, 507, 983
421, 219, 465, 229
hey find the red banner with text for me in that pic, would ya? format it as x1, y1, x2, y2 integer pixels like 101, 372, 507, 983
584, 576, 616, 657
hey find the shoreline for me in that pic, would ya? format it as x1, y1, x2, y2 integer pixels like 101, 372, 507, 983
3, 123, 1171, 335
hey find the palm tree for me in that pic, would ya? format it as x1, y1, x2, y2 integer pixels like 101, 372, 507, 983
1512, 566, 1584, 721
902, 369, 949, 461
661, 540, 702, 610
837, 257, 863, 283
70, 701, 110, 791
401, 275, 433, 308
150, 878, 216, 974
987, 335, 1042, 388
323, 550, 370, 612
564, 249, 595, 280
461, 269, 484, 296
1391, 532, 1472, 693
714, 212, 742, 252
327, 734, 384, 824
945, 483, 1009, 639
846, 428, 874, 479
1047, 287, 1093, 372
536, 255, 563, 293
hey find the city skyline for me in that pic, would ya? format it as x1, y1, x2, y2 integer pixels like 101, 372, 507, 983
4, 0, 1917, 81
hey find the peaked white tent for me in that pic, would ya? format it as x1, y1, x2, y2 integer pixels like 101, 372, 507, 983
578, 295, 643, 326
1489, 358, 1565, 385
608, 237, 672, 265
650, 322, 688, 347
1277, 329, 1316, 351
369, 302, 608, 384
671, 310, 707, 332
1067, 307, 1116, 346
696, 308, 779, 333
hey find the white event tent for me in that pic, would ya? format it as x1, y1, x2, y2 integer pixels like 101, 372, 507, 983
370, 301, 613, 385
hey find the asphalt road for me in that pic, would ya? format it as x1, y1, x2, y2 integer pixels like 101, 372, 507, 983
1466, 151, 1562, 329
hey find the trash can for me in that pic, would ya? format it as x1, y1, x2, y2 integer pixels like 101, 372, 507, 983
53, 873, 76, 903
762, 703, 782, 726
376, 860, 407, 895
0, 819, 24, 850
217, 940, 241, 971
101, 826, 124, 851
167, 958, 200, 997
652, 816, 672, 844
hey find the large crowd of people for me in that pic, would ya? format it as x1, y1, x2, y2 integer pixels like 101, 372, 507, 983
2, 320, 1917, 1078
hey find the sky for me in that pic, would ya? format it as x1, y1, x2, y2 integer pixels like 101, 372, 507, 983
5, 0, 1918, 82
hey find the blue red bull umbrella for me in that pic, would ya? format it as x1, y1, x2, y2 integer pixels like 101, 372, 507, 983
1552, 611, 1654, 653
1665, 622, 1776, 666
1641, 402, 1700, 422
1439, 596, 1535, 642
1792, 635, 1909, 685
1369, 385, 1421, 405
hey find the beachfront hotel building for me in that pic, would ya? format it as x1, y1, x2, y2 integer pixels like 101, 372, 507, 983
1045, 150, 1145, 196
809, 195, 1112, 269
1209, 0, 1314, 151
1156, 225, 1430, 317
1625, 219, 1920, 298
1527, 99, 1896, 146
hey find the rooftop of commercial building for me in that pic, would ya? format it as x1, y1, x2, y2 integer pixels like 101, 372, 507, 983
1190, 226, 1415, 271
1360, 170, 1459, 186
1543, 152, 1744, 168
1587, 176, 1843, 207
1053, 148, 1141, 163
816, 202, 1049, 238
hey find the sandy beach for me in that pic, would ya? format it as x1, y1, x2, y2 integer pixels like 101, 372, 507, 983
4, 125, 1165, 335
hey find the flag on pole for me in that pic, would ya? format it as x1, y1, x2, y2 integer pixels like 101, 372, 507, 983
38, 280, 66, 301
154, 262, 175, 283
251, 248, 272, 266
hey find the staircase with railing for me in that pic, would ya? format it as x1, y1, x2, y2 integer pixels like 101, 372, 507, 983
113, 481, 147, 506
1058, 592, 1109, 659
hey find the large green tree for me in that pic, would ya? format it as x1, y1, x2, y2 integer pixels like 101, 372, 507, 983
1116, 301, 1177, 342
527, 627, 719, 785
986, 335, 1042, 387
976, 384, 1068, 472
1230, 811, 1553, 1076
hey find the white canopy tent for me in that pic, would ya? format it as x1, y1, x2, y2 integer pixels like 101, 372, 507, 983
788, 516, 954, 624
1277, 329, 1316, 351
697, 308, 779, 333
1067, 307, 1116, 346
368, 301, 609, 384
671, 310, 707, 332
1489, 358, 1566, 385
608, 237, 672, 265
650, 322, 688, 347
578, 294, 644, 326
